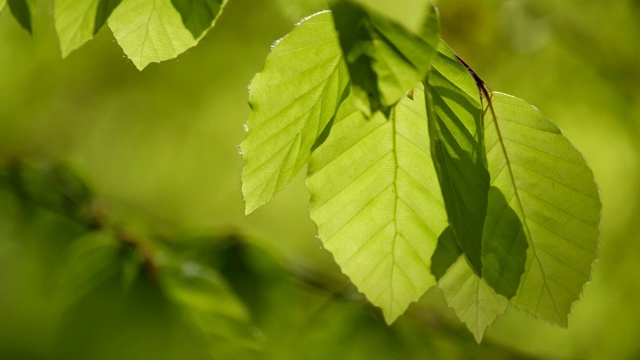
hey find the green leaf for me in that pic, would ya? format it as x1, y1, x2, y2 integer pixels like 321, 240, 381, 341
158, 257, 263, 358
349, 0, 433, 35
0, 0, 6, 13
485, 92, 601, 326
438, 256, 509, 343
430, 226, 461, 281
426, 42, 489, 275
481, 186, 527, 299
55, 0, 110, 58
241, 11, 349, 214
307, 84, 448, 324
108, 0, 199, 70
94, 0, 122, 34
58, 232, 140, 306
7, 0, 32, 34
170, 0, 225, 39
330, 1, 439, 115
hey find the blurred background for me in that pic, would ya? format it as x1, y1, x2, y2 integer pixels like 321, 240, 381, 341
0, 0, 638, 359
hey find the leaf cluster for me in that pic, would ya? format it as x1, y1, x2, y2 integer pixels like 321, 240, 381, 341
0, 0, 226, 69
240, 0, 601, 341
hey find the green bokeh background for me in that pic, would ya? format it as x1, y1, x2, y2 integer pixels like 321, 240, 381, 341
1, 0, 639, 359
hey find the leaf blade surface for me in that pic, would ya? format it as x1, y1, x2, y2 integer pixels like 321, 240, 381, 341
485, 92, 601, 325
241, 11, 349, 214
108, 0, 199, 70
307, 85, 447, 323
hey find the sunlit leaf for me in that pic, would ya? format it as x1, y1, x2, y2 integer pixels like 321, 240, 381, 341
307, 84, 447, 324
485, 92, 601, 326
0, 0, 6, 13
330, 1, 439, 115
241, 11, 349, 214
349, 0, 432, 34
108, 0, 198, 70
7, 0, 32, 34
170, 0, 225, 39
438, 256, 509, 342
158, 257, 263, 358
426, 42, 489, 275
54, 0, 121, 57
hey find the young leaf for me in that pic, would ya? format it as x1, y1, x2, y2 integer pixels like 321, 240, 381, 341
485, 92, 601, 326
330, 1, 439, 116
425, 42, 489, 275
108, 0, 199, 70
438, 256, 509, 343
307, 84, 448, 324
170, 0, 226, 39
7, 0, 32, 34
241, 11, 349, 214
55, 0, 108, 57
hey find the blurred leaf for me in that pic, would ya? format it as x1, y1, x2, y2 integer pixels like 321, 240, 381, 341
94, 0, 122, 34
108, 0, 198, 70
485, 92, 601, 326
425, 41, 489, 275
58, 231, 140, 306
0, 0, 5, 12
307, 84, 448, 324
241, 11, 349, 214
438, 256, 509, 343
170, 0, 226, 39
158, 257, 263, 359
349, 0, 433, 34
3, 159, 97, 227
330, 1, 438, 115
7, 0, 32, 34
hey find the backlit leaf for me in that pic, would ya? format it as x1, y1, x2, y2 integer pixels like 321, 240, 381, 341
307, 84, 447, 324
171, 0, 226, 39
108, 0, 198, 70
55, 0, 105, 57
426, 42, 489, 275
241, 11, 349, 214
485, 92, 601, 325
438, 256, 509, 343
330, 1, 439, 115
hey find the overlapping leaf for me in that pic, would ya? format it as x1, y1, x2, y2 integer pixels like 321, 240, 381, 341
241, 11, 349, 214
426, 42, 489, 275
438, 256, 509, 343
171, 0, 225, 39
330, 1, 439, 115
485, 92, 601, 325
108, 0, 201, 70
307, 85, 448, 323
54, 0, 122, 57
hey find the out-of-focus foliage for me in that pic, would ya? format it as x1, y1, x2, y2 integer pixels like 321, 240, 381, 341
0, 0, 639, 359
